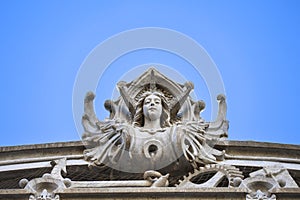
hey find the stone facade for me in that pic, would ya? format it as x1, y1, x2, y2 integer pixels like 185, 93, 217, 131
0, 68, 300, 199
1, 141, 300, 199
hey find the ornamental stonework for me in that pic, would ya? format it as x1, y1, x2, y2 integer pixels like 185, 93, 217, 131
0, 68, 299, 200
82, 68, 228, 173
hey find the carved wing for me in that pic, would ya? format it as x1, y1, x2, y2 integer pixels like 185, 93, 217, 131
82, 92, 130, 166
179, 121, 225, 165
206, 94, 229, 138
179, 94, 228, 165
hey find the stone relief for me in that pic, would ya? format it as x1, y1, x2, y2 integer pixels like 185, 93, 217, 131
246, 190, 276, 200
18, 158, 299, 200
240, 165, 298, 199
19, 158, 71, 200
176, 164, 244, 188
82, 68, 228, 172
18, 69, 299, 200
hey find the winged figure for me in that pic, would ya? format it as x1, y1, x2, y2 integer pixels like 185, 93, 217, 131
82, 68, 228, 173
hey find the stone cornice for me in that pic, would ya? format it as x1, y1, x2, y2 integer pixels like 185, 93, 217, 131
1, 140, 300, 168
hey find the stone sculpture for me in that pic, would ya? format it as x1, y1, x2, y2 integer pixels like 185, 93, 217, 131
19, 158, 71, 200
82, 68, 228, 173
17, 68, 299, 200
240, 165, 298, 199
176, 164, 244, 188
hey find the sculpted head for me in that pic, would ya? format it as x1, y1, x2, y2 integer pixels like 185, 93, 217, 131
143, 94, 162, 121
133, 91, 171, 128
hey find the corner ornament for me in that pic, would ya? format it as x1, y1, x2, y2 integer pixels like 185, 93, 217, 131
240, 165, 299, 200
19, 158, 71, 200
82, 68, 228, 172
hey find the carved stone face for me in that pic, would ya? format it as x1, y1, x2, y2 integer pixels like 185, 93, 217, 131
143, 94, 163, 122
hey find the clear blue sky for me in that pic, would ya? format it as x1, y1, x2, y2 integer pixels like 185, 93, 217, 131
0, 1, 299, 146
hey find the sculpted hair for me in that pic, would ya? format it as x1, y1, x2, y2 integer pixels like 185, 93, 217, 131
133, 91, 171, 128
